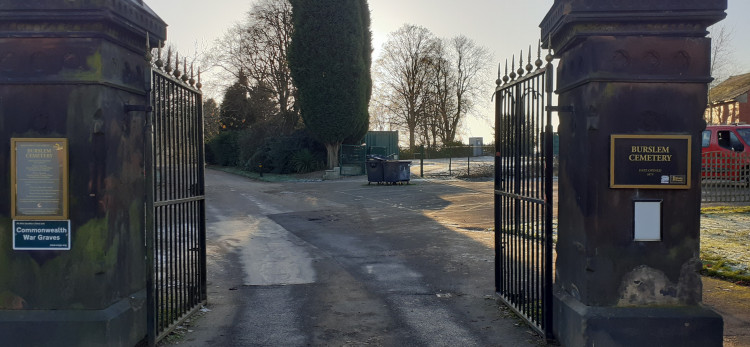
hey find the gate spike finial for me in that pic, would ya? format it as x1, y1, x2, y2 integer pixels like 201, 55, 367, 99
517, 50, 525, 77
189, 63, 196, 87
182, 58, 189, 82
509, 55, 517, 80
165, 47, 173, 73
503, 59, 509, 84
526, 45, 533, 73
174, 52, 181, 78
196, 67, 202, 90
496, 62, 502, 85
535, 39, 543, 69
155, 41, 164, 69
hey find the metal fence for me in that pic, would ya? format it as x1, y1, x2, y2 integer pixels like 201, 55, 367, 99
340, 144, 399, 176
701, 151, 750, 203
340, 144, 366, 176
404, 145, 496, 178
145, 47, 207, 344
494, 47, 555, 339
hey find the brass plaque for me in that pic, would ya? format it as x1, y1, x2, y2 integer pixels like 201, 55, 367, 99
610, 135, 691, 189
11, 138, 69, 219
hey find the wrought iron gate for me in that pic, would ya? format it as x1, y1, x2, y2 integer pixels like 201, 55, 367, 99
494, 47, 554, 339
145, 48, 207, 344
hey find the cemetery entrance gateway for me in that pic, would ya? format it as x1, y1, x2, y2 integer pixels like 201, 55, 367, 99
494, 47, 555, 339
145, 48, 207, 344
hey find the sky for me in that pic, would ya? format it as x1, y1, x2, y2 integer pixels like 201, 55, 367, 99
144, 0, 750, 143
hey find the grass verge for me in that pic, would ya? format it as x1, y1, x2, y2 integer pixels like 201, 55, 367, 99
701, 255, 750, 286
209, 166, 323, 182
700, 205, 750, 285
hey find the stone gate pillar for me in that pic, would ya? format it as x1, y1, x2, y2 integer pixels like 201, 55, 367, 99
541, 1, 726, 346
0, 1, 165, 345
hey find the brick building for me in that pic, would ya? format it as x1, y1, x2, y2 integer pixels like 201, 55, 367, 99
705, 72, 750, 125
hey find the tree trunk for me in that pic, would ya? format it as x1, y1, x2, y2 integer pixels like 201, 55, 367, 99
409, 127, 416, 150
325, 142, 341, 169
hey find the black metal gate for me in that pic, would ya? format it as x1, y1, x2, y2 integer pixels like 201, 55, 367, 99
145, 48, 207, 344
494, 47, 554, 339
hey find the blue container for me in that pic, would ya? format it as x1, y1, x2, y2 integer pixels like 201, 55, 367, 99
383, 160, 411, 184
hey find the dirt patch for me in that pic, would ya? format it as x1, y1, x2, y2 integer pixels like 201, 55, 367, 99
703, 277, 750, 346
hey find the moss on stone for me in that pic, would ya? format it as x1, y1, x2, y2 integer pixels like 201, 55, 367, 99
0, 217, 125, 309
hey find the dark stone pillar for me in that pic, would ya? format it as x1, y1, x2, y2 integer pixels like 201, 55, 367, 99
0, 1, 165, 345
541, 1, 726, 346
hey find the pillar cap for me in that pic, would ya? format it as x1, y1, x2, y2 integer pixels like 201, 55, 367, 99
541, 0, 727, 55
0, 0, 167, 50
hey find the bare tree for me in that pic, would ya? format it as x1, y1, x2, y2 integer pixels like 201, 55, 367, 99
445, 35, 492, 143
708, 24, 737, 88
425, 39, 455, 147
375, 24, 438, 149
706, 24, 739, 125
209, 0, 298, 133
375, 26, 492, 149
368, 87, 394, 131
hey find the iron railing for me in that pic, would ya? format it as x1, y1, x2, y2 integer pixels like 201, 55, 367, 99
145, 47, 207, 344
405, 145, 496, 178
701, 151, 750, 203
340, 144, 367, 176
494, 46, 554, 339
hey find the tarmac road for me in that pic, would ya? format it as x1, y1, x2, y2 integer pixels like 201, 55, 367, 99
166, 169, 544, 346
163, 169, 749, 346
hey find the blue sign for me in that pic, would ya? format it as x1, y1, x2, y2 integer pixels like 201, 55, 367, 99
13, 220, 71, 250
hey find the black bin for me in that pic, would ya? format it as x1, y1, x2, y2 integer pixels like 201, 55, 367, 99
366, 156, 385, 184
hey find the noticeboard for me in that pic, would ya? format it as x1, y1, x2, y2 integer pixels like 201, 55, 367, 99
10, 138, 69, 219
610, 135, 691, 189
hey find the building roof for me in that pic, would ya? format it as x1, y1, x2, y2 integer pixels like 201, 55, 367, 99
709, 72, 750, 104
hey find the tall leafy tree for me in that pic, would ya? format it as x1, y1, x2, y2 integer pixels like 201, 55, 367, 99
219, 72, 252, 130
219, 71, 276, 130
203, 98, 221, 140
288, 0, 372, 168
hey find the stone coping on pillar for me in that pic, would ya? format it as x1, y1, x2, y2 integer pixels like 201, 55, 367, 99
540, 0, 727, 55
0, 0, 166, 53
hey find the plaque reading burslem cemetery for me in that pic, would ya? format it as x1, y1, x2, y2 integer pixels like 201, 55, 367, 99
610, 135, 691, 189
11, 138, 69, 219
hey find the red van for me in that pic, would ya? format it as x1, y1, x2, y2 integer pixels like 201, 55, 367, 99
701, 124, 750, 183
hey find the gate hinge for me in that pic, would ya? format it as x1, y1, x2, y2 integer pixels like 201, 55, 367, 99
546, 105, 574, 113
124, 104, 153, 113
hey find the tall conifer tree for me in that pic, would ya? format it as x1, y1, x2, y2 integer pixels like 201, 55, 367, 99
288, 0, 372, 168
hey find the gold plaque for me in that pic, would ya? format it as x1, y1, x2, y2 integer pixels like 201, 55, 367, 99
10, 138, 69, 219
610, 135, 691, 189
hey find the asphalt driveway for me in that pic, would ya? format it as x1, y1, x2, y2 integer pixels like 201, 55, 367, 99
161, 169, 749, 346
164, 169, 542, 346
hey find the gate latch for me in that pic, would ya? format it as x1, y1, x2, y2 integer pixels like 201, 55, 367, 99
546, 105, 574, 113
124, 104, 153, 113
